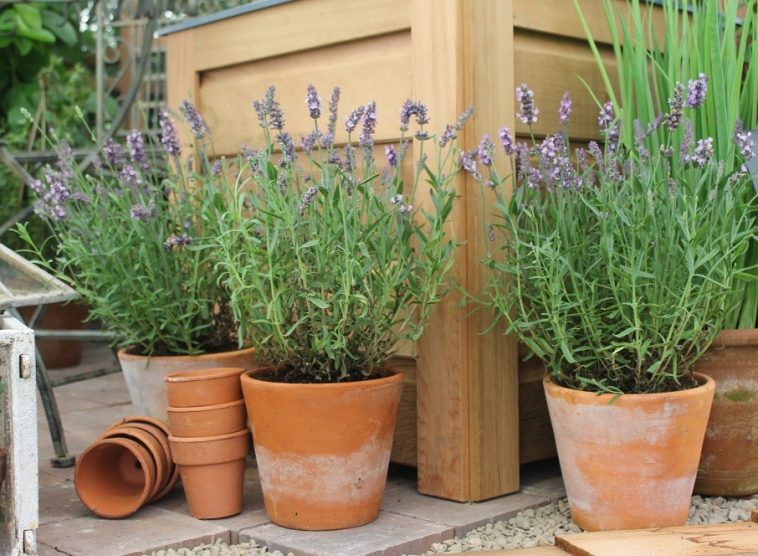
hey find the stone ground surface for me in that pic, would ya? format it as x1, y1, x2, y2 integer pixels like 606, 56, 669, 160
36, 344, 563, 556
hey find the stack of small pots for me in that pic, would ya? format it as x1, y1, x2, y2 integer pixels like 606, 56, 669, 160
166, 367, 250, 519
75, 416, 179, 518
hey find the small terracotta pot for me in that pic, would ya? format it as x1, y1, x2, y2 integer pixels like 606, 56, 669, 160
105, 416, 180, 501
165, 367, 246, 408
117, 347, 255, 420
241, 367, 403, 530
75, 437, 156, 518
101, 426, 166, 502
544, 373, 715, 531
168, 429, 249, 519
695, 329, 758, 496
168, 399, 247, 437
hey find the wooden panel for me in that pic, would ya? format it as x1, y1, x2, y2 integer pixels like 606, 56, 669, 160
556, 522, 758, 555
513, 0, 666, 46
753, 509, 757, 524
193, 0, 411, 71
513, 30, 616, 142
413, 0, 520, 502
481, 548, 567, 556
164, 29, 198, 152
389, 356, 417, 467
198, 31, 412, 156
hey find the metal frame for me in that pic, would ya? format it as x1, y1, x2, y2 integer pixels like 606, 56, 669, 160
0, 314, 38, 556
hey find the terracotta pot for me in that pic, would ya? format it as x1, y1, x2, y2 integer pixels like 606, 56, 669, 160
75, 437, 157, 518
101, 426, 167, 502
168, 429, 249, 519
165, 367, 246, 408
544, 373, 714, 531
117, 347, 254, 420
19, 302, 88, 369
240, 367, 403, 530
168, 399, 247, 437
106, 416, 180, 501
695, 329, 758, 496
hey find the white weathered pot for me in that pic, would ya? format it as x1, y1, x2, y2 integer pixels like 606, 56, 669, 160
117, 347, 255, 420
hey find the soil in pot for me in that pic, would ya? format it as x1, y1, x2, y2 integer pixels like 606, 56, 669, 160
75, 437, 156, 518
241, 367, 403, 530
167, 399, 247, 437
168, 429, 249, 519
117, 348, 254, 420
544, 373, 714, 532
165, 367, 246, 408
695, 329, 758, 496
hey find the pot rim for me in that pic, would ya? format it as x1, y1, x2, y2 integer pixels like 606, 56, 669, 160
117, 346, 254, 362
167, 399, 245, 413
240, 366, 404, 390
543, 371, 714, 401
164, 366, 245, 383
168, 428, 248, 444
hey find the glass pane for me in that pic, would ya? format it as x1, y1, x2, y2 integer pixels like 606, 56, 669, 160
0, 244, 76, 309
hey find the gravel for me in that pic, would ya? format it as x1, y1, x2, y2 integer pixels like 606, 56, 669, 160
143, 495, 758, 556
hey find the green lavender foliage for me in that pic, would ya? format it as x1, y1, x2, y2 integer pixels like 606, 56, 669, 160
217, 87, 460, 382
575, 0, 758, 329
18, 109, 238, 356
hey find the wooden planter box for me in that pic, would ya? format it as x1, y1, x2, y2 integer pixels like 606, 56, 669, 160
161, 0, 631, 502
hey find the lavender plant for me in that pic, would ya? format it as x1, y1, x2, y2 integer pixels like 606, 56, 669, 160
216, 85, 462, 382
478, 83, 756, 394
18, 106, 239, 356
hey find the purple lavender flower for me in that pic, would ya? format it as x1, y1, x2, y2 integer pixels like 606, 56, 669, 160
180, 100, 209, 139
360, 101, 377, 149
734, 123, 754, 159
686, 73, 708, 108
588, 141, 604, 171
301, 131, 320, 154
454, 106, 474, 130
298, 186, 319, 214
345, 105, 365, 134
30, 179, 43, 194
126, 130, 149, 169
516, 84, 539, 125
415, 131, 430, 141
399, 100, 430, 131
438, 125, 455, 148
159, 111, 182, 158
306, 84, 322, 119
50, 205, 67, 221
598, 102, 615, 133
486, 224, 495, 242
385, 145, 398, 167
130, 201, 155, 221
680, 119, 694, 161
164, 233, 192, 250
253, 86, 285, 130
344, 144, 356, 173
665, 83, 684, 131
691, 138, 714, 167
327, 150, 342, 167
477, 134, 493, 166
119, 165, 142, 188
391, 194, 404, 205
56, 141, 74, 181
103, 138, 124, 167
326, 86, 341, 143
634, 120, 649, 160
559, 92, 572, 125
527, 166, 542, 189
499, 127, 514, 155
460, 149, 481, 181
211, 160, 223, 176
278, 133, 296, 166
399, 203, 413, 216
598, 102, 620, 152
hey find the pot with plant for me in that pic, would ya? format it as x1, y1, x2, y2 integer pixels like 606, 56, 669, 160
18, 105, 253, 420
577, 0, 758, 497
218, 85, 462, 530
478, 82, 755, 531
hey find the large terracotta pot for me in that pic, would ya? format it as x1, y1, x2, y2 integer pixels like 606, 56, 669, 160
695, 329, 758, 496
241, 367, 404, 531
544, 373, 714, 532
117, 347, 254, 420
20, 302, 88, 369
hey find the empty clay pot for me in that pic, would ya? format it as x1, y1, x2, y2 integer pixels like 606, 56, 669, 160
166, 367, 246, 408
75, 437, 156, 518
168, 399, 247, 437
101, 426, 167, 502
240, 367, 403, 530
106, 416, 179, 500
168, 429, 249, 519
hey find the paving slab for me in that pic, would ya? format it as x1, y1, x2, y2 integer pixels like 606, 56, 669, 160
59, 404, 135, 434
240, 511, 453, 556
382, 475, 550, 536
39, 482, 90, 525
37, 506, 231, 556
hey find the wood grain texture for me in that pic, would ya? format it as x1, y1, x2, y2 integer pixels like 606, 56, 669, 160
193, 0, 411, 71
164, 30, 198, 153
753, 509, 757, 524
556, 522, 758, 556
198, 31, 412, 156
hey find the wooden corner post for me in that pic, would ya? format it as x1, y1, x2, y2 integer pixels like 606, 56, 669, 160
412, 0, 519, 501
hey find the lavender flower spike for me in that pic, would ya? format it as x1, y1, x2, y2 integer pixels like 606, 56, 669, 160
559, 92, 572, 126
734, 123, 755, 159
323, 86, 341, 146
460, 149, 481, 181
103, 138, 124, 167
686, 73, 708, 108
516, 84, 539, 125
345, 105, 365, 134
306, 84, 322, 119
159, 111, 182, 158
665, 83, 684, 131
499, 127, 514, 155
360, 101, 378, 149
691, 138, 714, 168
126, 129, 149, 169
180, 100, 209, 139
399, 100, 430, 131
385, 145, 398, 167
298, 186, 319, 214
130, 201, 155, 222
477, 134, 493, 167
253, 86, 285, 131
